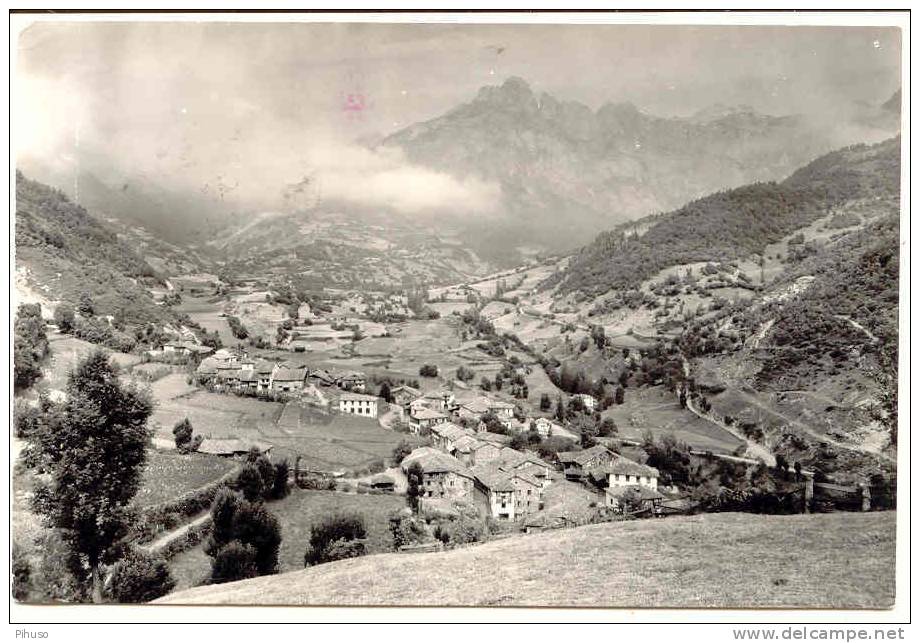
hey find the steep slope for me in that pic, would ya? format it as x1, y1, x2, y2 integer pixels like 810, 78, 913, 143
14, 172, 175, 324
556, 137, 900, 296
156, 511, 895, 608
17, 156, 243, 248
382, 77, 897, 251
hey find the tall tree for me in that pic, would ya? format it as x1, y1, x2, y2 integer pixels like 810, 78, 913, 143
30, 350, 152, 602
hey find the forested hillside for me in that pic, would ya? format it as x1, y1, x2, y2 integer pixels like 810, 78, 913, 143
555, 137, 900, 296
14, 172, 173, 325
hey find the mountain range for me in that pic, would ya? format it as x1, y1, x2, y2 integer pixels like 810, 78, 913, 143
382, 77, 900, 254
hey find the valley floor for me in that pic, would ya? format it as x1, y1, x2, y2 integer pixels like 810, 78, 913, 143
156, 510, 896, 609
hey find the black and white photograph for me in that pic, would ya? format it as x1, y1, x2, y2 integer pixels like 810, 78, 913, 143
9, 8, 907, 618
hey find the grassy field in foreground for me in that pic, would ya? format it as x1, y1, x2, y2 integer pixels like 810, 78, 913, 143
158, 511, 896, 608
167, 489, 407, 591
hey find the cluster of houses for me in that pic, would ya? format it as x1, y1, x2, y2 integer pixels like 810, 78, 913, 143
400, 432, 666, 523
390, 385, 567, 438
556, 444, 663, 513
400, 426, 552, 522
194, 349, 374, 414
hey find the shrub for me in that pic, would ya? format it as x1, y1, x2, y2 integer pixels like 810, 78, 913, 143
323, 538, 366, 562
419, 364, 439, 377
391, 440, 414, 465
105, 549, 176, 603
231, 502, 282, 575
269, 460, 290, 500
54, 303, 76, 333
210, 541, 259, 584
237, 464, 264, 502
172, 418, 193, 451
304, 511, 367, 566
11, 545, 31, 602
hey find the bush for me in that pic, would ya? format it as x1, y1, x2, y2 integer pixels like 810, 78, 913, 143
419, 364, 439, 378
269, 460, 290, 500
210, 541, 259, 584
305, 511, 367, 566
456, 365, 475, 382
237, 464, 264, 502
11, 545, 31, 602
392, 440, 414, 465
323, 538, 367, 562
172, 418, 193, 451
105, 549, 176, 603
231, 502, 282, 575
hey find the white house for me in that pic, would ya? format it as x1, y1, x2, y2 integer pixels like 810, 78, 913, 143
573, 393, 597, 412
607, 456, 660, 491
338, 392, 379, 419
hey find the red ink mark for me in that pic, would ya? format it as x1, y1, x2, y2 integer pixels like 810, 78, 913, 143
343, 93, 366, 112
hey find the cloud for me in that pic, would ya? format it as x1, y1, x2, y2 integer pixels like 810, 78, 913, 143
299, 144, 501, 216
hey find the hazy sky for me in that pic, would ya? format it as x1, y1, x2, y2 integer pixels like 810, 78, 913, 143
15, 21, 902, 212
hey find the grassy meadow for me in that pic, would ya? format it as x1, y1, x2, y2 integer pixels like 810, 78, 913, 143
159, 511, 896, 608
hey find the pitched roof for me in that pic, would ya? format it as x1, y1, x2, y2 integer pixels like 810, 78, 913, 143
557, 445, 612, 466
498, 448, 549, 471
452, 435, 480, 452
401, 448, 471, 477
607, 455, 660, 479
470, 464, 516, 492
391, 385, 421, 397
339, 392, 378, 402
459, 397, 492, 415
196, 357, 220, 375
432, 422, 471, 441
272, 365, 308, 382
411, 407, 448, 420
338, 372, 366, 381
477, 431, 512, 446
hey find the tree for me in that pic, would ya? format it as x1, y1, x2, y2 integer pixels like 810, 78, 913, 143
406, 462, 423, 512
77, 292, 95, 317
237, 464, 264, 503
419, 364, 439, 377
210, 541, 258, 584
391, 440, 413, 464
206, 488, 241, 555
456, 365, 475, 382
379, 381, 392, 403
479, 412, 506, 434
591, 325, 606, 349
254, 455, 276, 499
614, 386, 625, 405
206, 491, 281, 583
105, 549, 175, 603
29, 350, 152, 603
232, 502, 282, 575
480, 377, 492, 392
598, 417, 618, 437
14, 304, 49, 389
172, 418, 193, 452
540, 393, 552, 412
269, 460, 290, 500
555, 394, 566, 422
54, 303, 76, 333
304, 512, 367, 566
